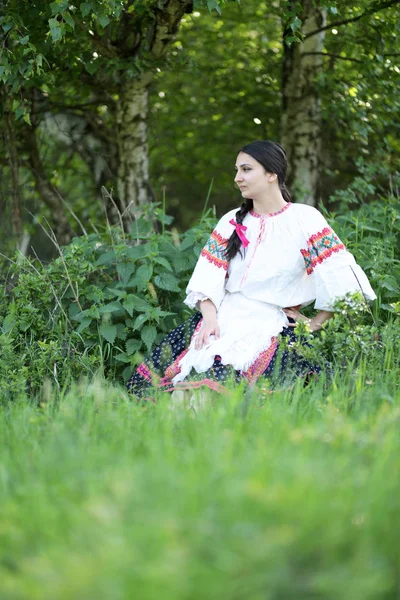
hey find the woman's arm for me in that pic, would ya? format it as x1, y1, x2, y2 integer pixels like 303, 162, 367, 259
309, 310, 334, 332
283, 306, 334, 332
194, 299, 220, 350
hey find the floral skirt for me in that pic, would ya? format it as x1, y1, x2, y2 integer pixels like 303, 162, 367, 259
126, 313, 320, 399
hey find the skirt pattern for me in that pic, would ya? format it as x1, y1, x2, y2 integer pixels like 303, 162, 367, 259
126, 313, 320, 399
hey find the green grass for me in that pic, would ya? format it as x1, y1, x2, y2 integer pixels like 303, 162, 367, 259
1, 366, 400, 599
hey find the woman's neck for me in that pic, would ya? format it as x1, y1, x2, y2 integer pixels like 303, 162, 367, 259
251, 189, 287, 215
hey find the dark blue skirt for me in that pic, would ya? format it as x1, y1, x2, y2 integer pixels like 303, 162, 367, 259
126, 313, 320, 399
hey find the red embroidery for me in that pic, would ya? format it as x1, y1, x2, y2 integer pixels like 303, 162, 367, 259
242, 337, 279, 385
301, 227, 345, 275
250, 202, 292, 218
137, 363, 153, 381
163, 348, 189, 380
201, 230, 229, 271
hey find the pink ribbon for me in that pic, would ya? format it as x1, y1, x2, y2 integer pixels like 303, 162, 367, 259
229, 219, 250, 248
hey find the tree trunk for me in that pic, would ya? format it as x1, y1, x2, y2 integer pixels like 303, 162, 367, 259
114, 0, 193, 221
281, 2, 327, 206
3, 108, 23, 239
115, 77, 153, 219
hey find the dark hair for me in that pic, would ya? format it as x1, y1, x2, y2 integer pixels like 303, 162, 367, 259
225, 140, 292, 261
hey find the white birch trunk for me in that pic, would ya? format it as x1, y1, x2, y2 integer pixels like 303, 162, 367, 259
116, 78, 152, 215
281, 2, 327, 206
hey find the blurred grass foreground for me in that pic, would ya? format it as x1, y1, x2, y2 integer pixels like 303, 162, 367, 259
1, 364, 400, 599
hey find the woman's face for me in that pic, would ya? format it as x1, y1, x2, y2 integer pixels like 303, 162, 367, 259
234, 151, 276, 199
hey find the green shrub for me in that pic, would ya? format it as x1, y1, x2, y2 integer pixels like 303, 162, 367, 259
0, 205, 216, 396
326, 192, 400, 317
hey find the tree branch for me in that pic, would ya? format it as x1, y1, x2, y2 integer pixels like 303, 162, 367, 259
149, 0, 193, 59
305, 0, 400, 39
302, 51, 364, 63
302, 51, 400, 63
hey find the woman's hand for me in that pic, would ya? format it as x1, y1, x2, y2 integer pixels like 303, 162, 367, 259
195, 318, 220, 350
283, 306, 333, 332
283, 306, 315, 328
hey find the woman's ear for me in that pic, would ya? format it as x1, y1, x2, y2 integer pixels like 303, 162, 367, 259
267, 172, 278, 183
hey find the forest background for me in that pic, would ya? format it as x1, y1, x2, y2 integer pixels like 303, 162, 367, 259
1, 0, 399, 256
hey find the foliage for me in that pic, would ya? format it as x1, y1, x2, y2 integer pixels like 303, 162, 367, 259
0, 205, 216, 396
149, 1, 283, 226
151, 0, 400, 224
287, 292, 382, 370
328, 190, 400, 311
1, 0, 399, 255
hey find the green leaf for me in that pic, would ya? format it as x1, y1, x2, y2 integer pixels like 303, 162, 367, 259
172, 254, 193, 273
85, 61, 98, 75
141, 325, 157, 350
19, 321, 31, 332
133, 313, 149, 331
106, 287, 127, 300
115, 352, 133, 364
116, 323, 127, 340
381, 277, 399, 293
95, 251, 115, 266
98, 14, 110, 28
48, 17, 64, 42
100, 323, 117, 344
77, 317, 92, 333
123, 294, 152, 317
290, 16, 302, 32
50, 0, 69, 14
99, 301, 124, 314
154, 273, 181, 292
285, 35, 298, 46
62, 11, 75, 29
19, 36, 29, 45
14, 107, 26, 121
2, 314, 16, 334
129, 264, 153, 292
130, 218, 152, 239
207, 0, 222, 14
80, 2, 92, 17
117, 261, 135, 282
154, 256, 173, 272
126, 245, 147, 260
179, 235, 196, 251
126, 338, 142, 354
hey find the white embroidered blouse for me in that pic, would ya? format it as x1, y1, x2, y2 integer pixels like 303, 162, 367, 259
172, 202, 376, 384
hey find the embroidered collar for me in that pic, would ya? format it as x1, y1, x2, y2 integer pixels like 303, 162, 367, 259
250, 202, 292, 218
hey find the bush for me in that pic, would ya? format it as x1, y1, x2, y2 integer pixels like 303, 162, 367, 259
0, 204, 216, 396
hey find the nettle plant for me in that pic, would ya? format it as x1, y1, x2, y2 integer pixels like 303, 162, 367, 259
285, 293, 384, 372
0, 205, 216, 394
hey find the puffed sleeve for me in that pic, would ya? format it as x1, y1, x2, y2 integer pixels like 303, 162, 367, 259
184, 210, 236, 311
300, 207, 376, 311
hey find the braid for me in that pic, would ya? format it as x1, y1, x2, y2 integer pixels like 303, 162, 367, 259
280, 181, 292, 203
225, 198, 253, 261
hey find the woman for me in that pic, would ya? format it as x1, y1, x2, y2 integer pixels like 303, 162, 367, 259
127, 140, 376, 397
